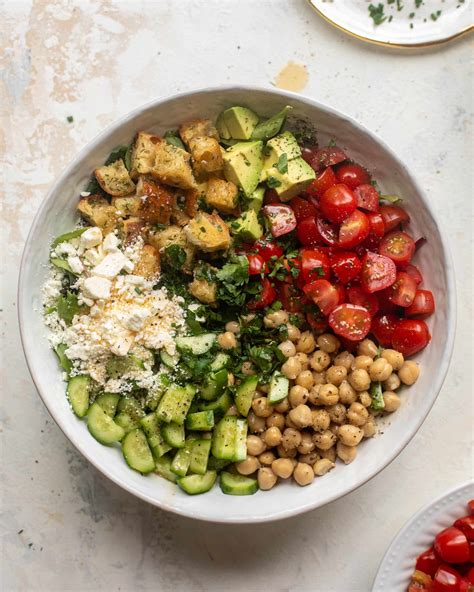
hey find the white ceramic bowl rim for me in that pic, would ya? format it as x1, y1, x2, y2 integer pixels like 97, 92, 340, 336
18, 85, 457, 523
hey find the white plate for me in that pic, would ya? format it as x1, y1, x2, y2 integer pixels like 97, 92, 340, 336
373, 481, 474, 591
308, 0, 473, 47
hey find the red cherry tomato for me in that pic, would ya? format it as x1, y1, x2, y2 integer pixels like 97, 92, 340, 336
283, 255, 303, 285
469, 501, 474, 515
252, 237, 284, 262
379, 230, 416, 268
387, 271, 417, 307
339, 209, 370, 248
435, 527, 471, 564
363, 212, 386, 250
296, 217, 323, 247
262, 205, 297, 238
380, 204, 410, 232
433, 565, 462, 592
263, 188, 281, 205
246, 254, 267, 275
320, 184, 357, 224
459, 577, 474, 592
306, 167, 337, 198
278, 283, 304, 313
371, 313, 400, 347
354, 184, 380, 212
416, 547, 441, 578
302, 279, 342, 316
336, 164, 370, 189
361, 251, 397, 293
290, 196, 318, 223
247, 278, 277, 310
309, 146, 347, 172
347, 285, 380, 317
406, 289, 435, 317
306, 309, 328, 333
454, 517, 474, 542
468, 567, 474, 584
300, 249, 331, 283
334, 282, 346, 304
317, 216, 339, 246
328, 304, 371, 341
406, 263, 424, 286
330, 252, 362, 284
300, 145, 319, 164
392, 319, 431, 356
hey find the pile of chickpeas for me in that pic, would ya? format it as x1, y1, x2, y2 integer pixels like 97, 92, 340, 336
219, 309, 421, 491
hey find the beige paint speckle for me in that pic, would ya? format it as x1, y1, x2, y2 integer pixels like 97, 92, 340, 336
274, 61, 308, 92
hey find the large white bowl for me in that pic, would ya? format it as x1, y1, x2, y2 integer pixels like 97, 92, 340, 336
18, 86, 456, 523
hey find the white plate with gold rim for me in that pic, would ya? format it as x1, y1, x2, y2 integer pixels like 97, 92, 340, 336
308, 0, 473, 48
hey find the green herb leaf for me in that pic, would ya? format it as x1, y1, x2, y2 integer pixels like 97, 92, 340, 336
267, 176, 281, 189
380, 194, 403, 204
368, 3, 387, 25
164, 130, 186, 150
51, 228, 87, 249
275, 153, 288, 174
57, 292, 83, 325
163, 245, 187, 270
105, 146, 129, 166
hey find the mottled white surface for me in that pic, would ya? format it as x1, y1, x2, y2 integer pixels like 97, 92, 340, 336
1, 1, 472, 591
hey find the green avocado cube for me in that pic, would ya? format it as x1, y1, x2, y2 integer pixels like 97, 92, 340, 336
230, 210, 263, 242
266, 157, 315, 202
261, 131, 302, 182
222, 140, 263, 197
222, 106, 259, 140
248, 186, 265, 213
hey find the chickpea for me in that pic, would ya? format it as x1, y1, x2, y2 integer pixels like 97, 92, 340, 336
246, 435, 266, 456
349, 368, 371, 392
241, 360, 256, 376
313, 458, 335, 476
382, 348, 404, 371
359, 391, 372, 407
312, 371, 326, 386
285, 414, 298, 429
337, 441, 358, 464
357, 339, 379, 358
296, 370, 314, 390
312, 430, 337, 451
310, 350, 331, 372
281, 356, 302, 380
247, 411, 266, 433
258, 451, 276, 466
369, 358, 393, 382
312, 409, 331, 432
297, 431, 315, 455
289, 404, 313, 428
398, 361, 420, 385
286, 324, 301, 342
383, 391, 401, 412
338, 380, 358, 405
347, 402, 369, 427
294, 352, 309, 369
383, 372, 401, 392
289, 385, 309, 407
316, 383, 339, 405
299, 451, 320, 464
326, 365, 348, 387
251, 397, 274, 418
363, 418, 377, 438
327, 403, 347, 425
334, 351, 354, 370
281, 428, 302, 450
241, 313, 256, 325
352, 355, 373, 371
293, 462, 314, 486
277, 444, 297, 458
235, 456, 260, 475
217, 331, 237, 350
258, 383, 270, 393
225, 320, 240, 334
319, 446, 336, 463
272, 458, 295, 479
258, 467, 278, 490
329, 424, 339, 437
296, 331, 316, 354
317, 333, 340, 353
274, 398, 290, 413
264, 310, 289, 328
278, 339, 297, 359
266, 412, 285, 430
338, 424, 364, 447
264, 426, 283, 447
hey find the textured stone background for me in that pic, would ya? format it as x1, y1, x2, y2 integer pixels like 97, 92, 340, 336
1, 1, 472, 591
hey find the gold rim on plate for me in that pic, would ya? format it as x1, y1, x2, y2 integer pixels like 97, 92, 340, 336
306, 0, 474, 49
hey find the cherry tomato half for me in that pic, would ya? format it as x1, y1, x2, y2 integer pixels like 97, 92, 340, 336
290, 196, 318, 224
391, 319, 431, 356
361, 251, 397, 293
252, 237, 284, 262
296, 217, 322, 247
406, 263, 424, 286
320, 184, 357, 224
317, 216, 339, 246
278, 283, 304, 313
339, 209, 370, 248
262, 205, 297, 238
330, 252, 362, 284
328, 304, 371, 341
380, 204, 410, 233
306, 167, 337, 198
469, 501, 474, 516
247, 278, 277, 310
308, 146, 348, 172
363, 212, 386, 250
435, 527, 470, 564
263, 188, 281, 205
335, 163, 370, 189
387, 271, 417, 307
406, 289, 435, 317
247, 254, 267, 275
347, 285, 380, 317
371, 313, 400, 347
416, 547, 441, 578
379, 230, 416, 268
433, 565, 462, 592
306, 309, 328, 333
354, 184, 380, 213
300, 249, 331, 283
454, 517, 474, 543
302, 279, 342, 316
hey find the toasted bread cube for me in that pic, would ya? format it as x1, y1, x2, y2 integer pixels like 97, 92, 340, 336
77, 195, 117, 233
120, 216, 149, 244
148, 225, 195, 272
134, 244, 160, 279
184, 212, 231, 252
189, 136, 223, 176
205, 177, 238, 214
151, 142, 196, 190
94, 159, 135, 197
130, 132, 161, 179
112, 196, 141, 217
188, 278, 217, 304
183, 188, 201, 218
135, 176, 174, 225
179, 119, 219, 146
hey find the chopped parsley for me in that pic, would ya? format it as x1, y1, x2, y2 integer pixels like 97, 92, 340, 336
66, 115, 74, 123
430, 10, 442, 21
267, 176, 282, 189
163, 245, 187, 270
415, 0, 422, 8
275, 153, 288, 174
368, 3, 387, 25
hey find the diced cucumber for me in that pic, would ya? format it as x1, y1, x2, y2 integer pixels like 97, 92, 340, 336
177, 471, 217, 495
162, 421, 186, 448
175, 333, 216, 355
154, 454, 177, 483
268, 371, 289, 404
207, 456, 232, 471
106, 354, 144, 379
156, 384, 196, 425
171, 442, 193, 477
189, 439, 212, 475
235, 375, 258, 417
87, 402, 125, 445
140, 412, 171, 459
122, 429, 155, 474
67, 375, 90, 418
199, 391, 233, 416
95, 393, 120, 417
115, 396, 145, 432
54, 343, 72, 374
200, 369, 228, 401
160, 350, 180, 368
220, 472, 258, 496
211, 416, 238, 461
234, 419, 248, 462
370, 381, 385, 411
145, 387, 164, 411
210, 353, 230, 372
186, 410, 214, 431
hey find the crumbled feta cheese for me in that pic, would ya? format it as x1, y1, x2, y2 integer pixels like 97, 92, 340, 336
67, 256, 84, 274
92, 252, 128, 279
80, 191, 91, 197
83, 248, 103, 266
55, 242, 77, 257
102, 232, 120, 253
126, 308, 151, 332
80, 226, 103, 248
110, 336, 133, 357
122, 258, 135, 273
83, 276, 112, 300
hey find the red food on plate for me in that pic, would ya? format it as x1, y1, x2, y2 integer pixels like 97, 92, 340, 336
416, 547, 441, 578
380, 204, 410, 232
330, 251, 362, 284
354, 184, 380, 212
320, 184, 357, 224
435, 527, 470, 564
247, 254, 267, 275
300, 248, 331, 283
303, 279, 342, 316
387, 272, 417, 307
263, 205, 297, 237
335, 163, 370, 189
361, 251, 397, 293
290, 196, 318, 223
252, 237, 284, 262
347, 285, 379, 317
370, 313, 399, 347
406, 289, 435, 318
296, 217, 322, 247
338, 209, 370, 248
391, 319, 431, 356
247, 277, 276, 310
306, 167, 337, 198
308, 146, 347, 171
328, 303, 371, 341
379, 230, 416, 268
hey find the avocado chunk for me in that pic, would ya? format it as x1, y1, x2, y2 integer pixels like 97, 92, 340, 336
248, 186, 265, 213
251, 106, 293, 141
261, 131, 302, 182
216, 112, 231, 140
222, 107, 259, 140
265, 157, 316, 202
222, 141, 263, 197
230, 209, 263, 242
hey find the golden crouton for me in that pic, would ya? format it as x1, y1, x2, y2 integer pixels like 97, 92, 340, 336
77, 195, 117, 233
205, 177, 239, 214
189, 136, 223, 176
94, 159, 135, 197
134, 244, 161, 279
151, 143, 196, 190
183, 188, 201, 218
130, 132, 161, 179
188, 278, 217, 304
148, 225, 195, 272
112, 196, 141, 217
120, 217, 149, 244
179, 119, 219, 146
184, 212, 231, 252
135, 176, 174, 225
